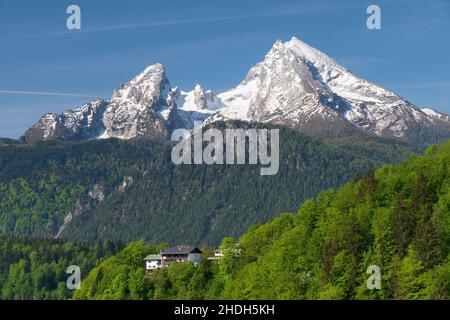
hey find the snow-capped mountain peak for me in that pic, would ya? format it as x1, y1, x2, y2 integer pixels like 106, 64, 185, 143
22, 37, 450, 146
101, 63, 173, 140
110, 63, 170, 108
214, 37, 450, 144
421, 108, 450, 122
22, 99, 108, 142
284, 37, 342, 70
216, 37, 345, 126
177, 84, 224, 111
161, 84, 225, 130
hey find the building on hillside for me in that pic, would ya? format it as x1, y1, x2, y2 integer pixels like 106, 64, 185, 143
144, 246, 202, 272
207, 250, 224, 261
206, 246, 241, 263
144, 254, 162, 271
161, 246, 202, 267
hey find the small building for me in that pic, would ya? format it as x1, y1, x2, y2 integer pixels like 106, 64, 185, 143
144, 246, 202, 272
144, 254, 162, 272
207, 247, 241, 262
207, 250, 224, 261
161, 246, 202, 267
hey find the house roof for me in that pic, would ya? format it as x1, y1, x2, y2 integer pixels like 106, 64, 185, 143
161, 246, 202, 255
144, 254, 161, 261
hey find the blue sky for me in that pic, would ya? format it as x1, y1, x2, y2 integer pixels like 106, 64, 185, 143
0, 0, 449, 138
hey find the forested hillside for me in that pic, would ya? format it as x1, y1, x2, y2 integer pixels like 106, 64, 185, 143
0, 123, 415, 245
75, 140, 450, 300
0, 237, 122, 299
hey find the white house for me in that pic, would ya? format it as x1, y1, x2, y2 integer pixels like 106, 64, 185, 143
160, 246, 202, 267
144, 246, 202, 272
144, 254, 162, 271
207, 250, 224, 261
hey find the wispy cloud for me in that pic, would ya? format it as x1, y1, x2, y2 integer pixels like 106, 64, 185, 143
1, 0, 365, 41
0, 90, 97, 98
2, 0, 438, 42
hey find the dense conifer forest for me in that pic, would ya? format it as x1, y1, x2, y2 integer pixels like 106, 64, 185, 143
0, 124, 415, 245
73, 140, 450, 299
1, 139, 446, 300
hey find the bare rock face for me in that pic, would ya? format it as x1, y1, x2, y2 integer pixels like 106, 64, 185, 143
21, 64, 222, 142
102, 63, 172, 140
22, 99, 108, 142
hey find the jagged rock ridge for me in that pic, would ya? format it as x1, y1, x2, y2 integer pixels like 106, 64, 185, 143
22, 37, 450, 146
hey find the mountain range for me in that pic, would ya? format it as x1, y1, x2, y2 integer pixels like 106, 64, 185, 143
2, 36, 449, 246
2, 36, 449, 301
21, 37, 450, 146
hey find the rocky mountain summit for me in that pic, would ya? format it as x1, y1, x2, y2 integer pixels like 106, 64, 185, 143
22, 37, 450, 146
